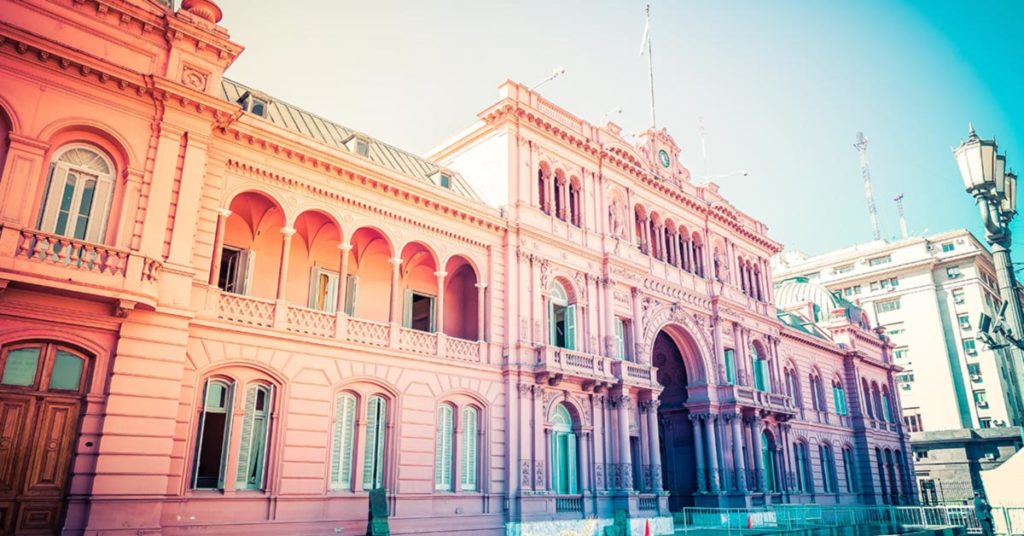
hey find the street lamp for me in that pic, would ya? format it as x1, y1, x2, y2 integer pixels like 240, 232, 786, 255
955, 126, 1024, 356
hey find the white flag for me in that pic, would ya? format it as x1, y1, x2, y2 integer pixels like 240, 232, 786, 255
639, 13, 650, 56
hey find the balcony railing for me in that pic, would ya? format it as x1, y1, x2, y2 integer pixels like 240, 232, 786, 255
210, 291, 487, 363
535, 346, 613, 382
727, 385, 797, 416
554, 495, 583, 513
1, 226, 162, 304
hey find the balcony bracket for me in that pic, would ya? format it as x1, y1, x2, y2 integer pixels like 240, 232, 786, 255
114, 299, 137, 318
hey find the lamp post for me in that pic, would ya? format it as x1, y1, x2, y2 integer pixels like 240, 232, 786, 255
954, 125, 1024, 375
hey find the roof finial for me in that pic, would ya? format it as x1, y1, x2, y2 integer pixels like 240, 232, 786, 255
181, 0, 223, 23
968, 122, 977, 138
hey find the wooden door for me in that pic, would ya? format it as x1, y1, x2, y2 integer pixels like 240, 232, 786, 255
0, 343, 88, 535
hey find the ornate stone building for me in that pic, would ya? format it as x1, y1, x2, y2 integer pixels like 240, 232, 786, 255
0, 1, 910, 534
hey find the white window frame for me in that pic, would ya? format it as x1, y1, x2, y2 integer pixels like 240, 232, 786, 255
37, 143, 116, 244
308, 266, 340, 313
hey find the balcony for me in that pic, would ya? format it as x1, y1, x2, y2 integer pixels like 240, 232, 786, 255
0, 225, 162, 307
721, 384, 797, 418
211, 291, 489, 364
533, 346, 657, 387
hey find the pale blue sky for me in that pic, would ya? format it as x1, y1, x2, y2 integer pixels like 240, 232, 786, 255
218, 0, 1022, 257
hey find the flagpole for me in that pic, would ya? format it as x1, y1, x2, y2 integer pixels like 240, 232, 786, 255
645, 4, 656, 129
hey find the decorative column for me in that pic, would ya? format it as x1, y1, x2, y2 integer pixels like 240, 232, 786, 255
691, 414, 707, 493
656, 225, 666, 261
475, 282, 487, 342
604, 277, 617, 357
388, 257, 403, 325
734, 324, 749, 386
275, 226, 296, 301
334, 243, 353, 338
546, 174, 555, 215
434, 271, 447, 331
670, 232, 680, 267
616, 394, 633, 490
208, 208, 232, 285
641, 217, 651, 254
750, 416, 765, 492
704, 414, 721, 492
731, 413, 747, 492
645, 399, 663, 491
631, 288, 644, 363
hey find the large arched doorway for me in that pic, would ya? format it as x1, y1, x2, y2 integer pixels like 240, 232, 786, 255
653, 326, 703, 510
0, 341, 90, 534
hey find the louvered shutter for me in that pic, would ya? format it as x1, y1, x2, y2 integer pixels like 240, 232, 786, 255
307, 266, 320, 309
547, 300, 556, 346
566, 433, 577, 494
344, 275, 359, 316
39, 164, 69, 233
565, 305, 576, 350
250, 385, 272, 490
550, 434, 560, 492
240, 249, 255, 295
402, 289, 413, 328
218, 383, 234, 490
84, 176, 113, 244
614, 319, 625, 359
434, 405, 452, 490
324, 271, 339, 314
330, 394, 356, 490
725, 350, 735, 385
235, 385, 258, 489
363, 396, 386, 490
460, 407, 477, 491
191, 381, 210, 489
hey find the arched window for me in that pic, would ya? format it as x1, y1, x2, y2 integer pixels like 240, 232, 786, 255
842, 446, 857, 493
751, 344, 769, 391
880, 387, 893, 423
435, 404, 454, 491
809, 374, 826, 411
862, 378, 874, 419
550, 404, 578, 494
793, 441, 813, 493
554, 175, 565, 220
236, 383, 274, 490
786, 367, 801, 407
538, 169, 549, 214
192, 379, 234, 489
761, 430, 778, 492
692, 234, 705, 277
461, 406, 479, 491
724, 348, 736, 385
548, 281, 576, 350
819, 444, 837, 493
833, 379, 848, 416
875, 447, 888, 504
568, 179, 581, 227
329, 393, 358, 490
0, 107, 10, 180
363, 395, 387, 490
37, 144, 115, 243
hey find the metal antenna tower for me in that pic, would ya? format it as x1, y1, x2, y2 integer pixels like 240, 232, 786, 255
854, 132, 882, 240
894, 193, 908, 239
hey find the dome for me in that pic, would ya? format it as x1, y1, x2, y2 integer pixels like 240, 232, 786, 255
774, 277, 872, 332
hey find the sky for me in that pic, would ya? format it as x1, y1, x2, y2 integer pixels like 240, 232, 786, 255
216, 0, 1023, 258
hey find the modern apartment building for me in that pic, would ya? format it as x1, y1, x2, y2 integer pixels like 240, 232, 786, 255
774, 230, 1024, 433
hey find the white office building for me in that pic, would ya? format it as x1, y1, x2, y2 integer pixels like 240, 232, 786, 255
773, 229, 1024, 432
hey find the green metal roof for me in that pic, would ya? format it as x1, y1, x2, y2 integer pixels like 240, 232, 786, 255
221, 79, 483, 203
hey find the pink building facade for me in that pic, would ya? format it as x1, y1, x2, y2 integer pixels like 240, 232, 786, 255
0, 1, 911, 534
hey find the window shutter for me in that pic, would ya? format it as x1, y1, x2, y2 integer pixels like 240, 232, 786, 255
363, 397, 386, 490
84, 177, 113, 244
547, 300, 556, 346
550, 433, 561, 493
324, 271, 339, 314
429, 294, 437, 333
434, 405, 452, 490
331, 394, 356, 490
565, 304, 576, 350
240, 249, 255, 295
344, 275, 359, 316
614, 319, 625, 360
566, 433, 577, 494
307, 266, 319, 309
218, 383, 234, 490
191, 381, 210, 489
402, 289, 413, 328
461, 407, 478, 491
39, 164, 69, 233
235, 385, 258, 489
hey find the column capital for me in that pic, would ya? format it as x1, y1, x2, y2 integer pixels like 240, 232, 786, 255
338, 243, 353, 252
388, 257, 403, 266
474, 282, 488, 290
434, 270, 448, 279
639, 399, 661, 412
280, 226, 296, 237
217, 207, 232, 218
613, 394, 632, 408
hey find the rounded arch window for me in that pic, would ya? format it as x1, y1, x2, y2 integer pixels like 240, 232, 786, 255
547, 281, 576, 350
37, 143, 116, 243
550, 403, 578, 494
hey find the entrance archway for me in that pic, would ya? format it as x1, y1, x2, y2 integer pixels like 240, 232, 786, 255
653, 325, 705, 510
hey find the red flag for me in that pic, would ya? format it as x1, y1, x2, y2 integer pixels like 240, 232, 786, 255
644, 519, 651, 536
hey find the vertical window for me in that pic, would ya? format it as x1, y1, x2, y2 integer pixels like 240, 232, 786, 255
958, 314, 971, 331
547, 282, 576, 350
192, 380, 233, 490
37, 145, 115, 244
946, 266, 962, 279
363, 396, 387, 490
461, 406, 479, 491
751, 345, 768, 392
236, 384, 273, 490
833, 383, 848, 416
842, 447, 857, 492
218, 247, 253, 295
309, 267, 340, 313
952, 288, 965, 305
434, 404, 454, 491
330, 393, 357, 490
724, 349, 736, 385
941, 242, 955, 252
819, 445, 836, 493
761, 431, 777, 493
973, 390, 988, 408
550, 404, 578, 494
538, 170, 548, 213
881, 391, 892, 422
963, 339, 977, 356
404, 290, 436, 332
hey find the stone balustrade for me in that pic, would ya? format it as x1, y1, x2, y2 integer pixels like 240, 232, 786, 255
211, 291, 487, 363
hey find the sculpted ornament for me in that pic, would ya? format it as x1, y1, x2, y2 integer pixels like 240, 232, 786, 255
609, 196, 627, 239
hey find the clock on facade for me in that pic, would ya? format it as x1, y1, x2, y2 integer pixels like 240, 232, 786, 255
658, 149, 671, 168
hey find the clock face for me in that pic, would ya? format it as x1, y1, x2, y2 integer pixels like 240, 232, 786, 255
658, 149, 671, 168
